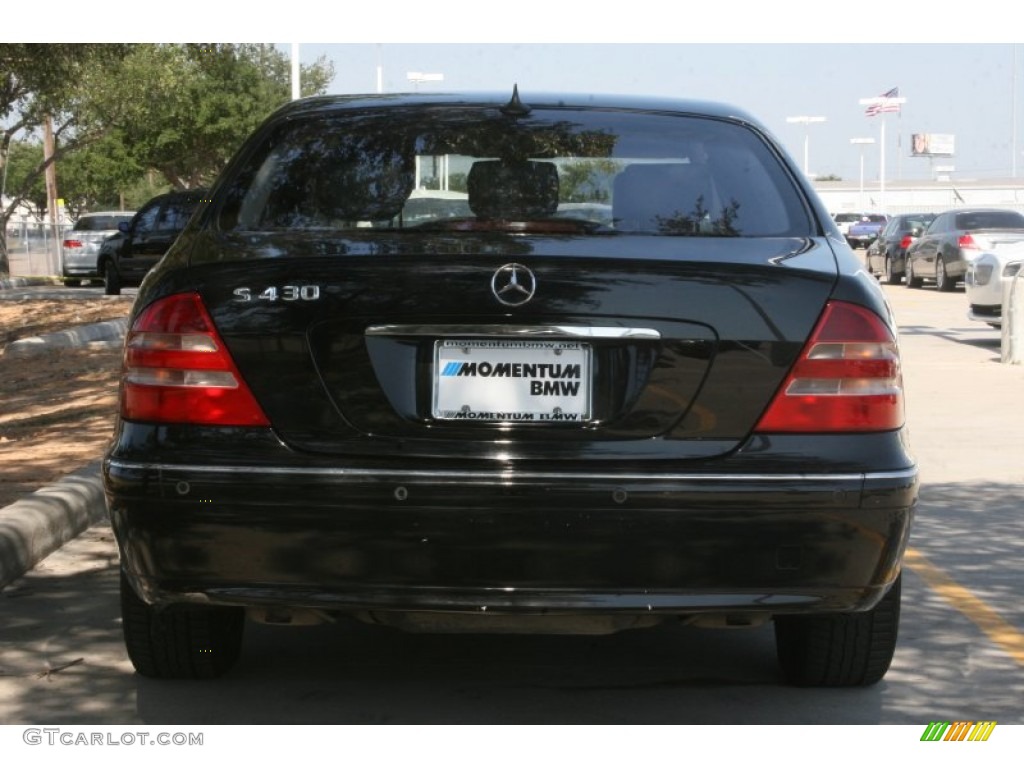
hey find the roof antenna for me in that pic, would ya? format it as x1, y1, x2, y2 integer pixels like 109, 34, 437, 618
500, 84, 531, 117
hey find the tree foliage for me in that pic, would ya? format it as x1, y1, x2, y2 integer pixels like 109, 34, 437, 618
558, 159, 620, 202
1, 44, 129, 273
1, 43, 335, 275
84, 44, 335, 190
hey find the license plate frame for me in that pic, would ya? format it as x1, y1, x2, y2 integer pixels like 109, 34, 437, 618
433, 339, 592, 424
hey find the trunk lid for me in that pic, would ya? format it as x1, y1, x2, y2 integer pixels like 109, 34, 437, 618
187, 231, 837, 463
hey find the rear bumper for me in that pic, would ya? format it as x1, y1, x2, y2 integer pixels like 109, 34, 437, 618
62, 259, 99, 277
968, 303, 1001, 325
62, 246, 101, 276
105, 458, 917, 618
847, 233, 880, 247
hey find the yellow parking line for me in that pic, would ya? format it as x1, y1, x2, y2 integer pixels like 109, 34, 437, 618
904, 547, 1024, 666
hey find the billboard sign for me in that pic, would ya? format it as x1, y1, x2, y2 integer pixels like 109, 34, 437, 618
912, 133, 955, 157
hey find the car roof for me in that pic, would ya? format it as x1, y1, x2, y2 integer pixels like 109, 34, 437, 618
141, 189, 209, 206
270, 91, 766, 128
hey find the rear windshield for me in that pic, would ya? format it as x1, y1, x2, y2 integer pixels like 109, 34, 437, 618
74, 214, 132, 231
217, 107, 811, 238
954, 211, 1024, 230
901, 215, 935, 232
161, 199, 202, 231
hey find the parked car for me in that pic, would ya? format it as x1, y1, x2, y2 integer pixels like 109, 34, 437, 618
905, 208, 1024, 292
845, 214, 888, 249
865, 212, 937, 284
61, 211, 135, 285
97, 189, 207, 295
832, 211, 865, 242
965, 242, 1024, 327
104, 90, 916, 686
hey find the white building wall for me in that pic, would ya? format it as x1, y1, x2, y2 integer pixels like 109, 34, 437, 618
814, 180, 1024, 216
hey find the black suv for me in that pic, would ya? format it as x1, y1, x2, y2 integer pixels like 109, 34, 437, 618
98, 189, 207, 295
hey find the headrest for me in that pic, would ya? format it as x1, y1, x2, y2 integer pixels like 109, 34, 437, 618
612, 163, 713, 233
467, 160, 560, 219
315, 147, 416, 221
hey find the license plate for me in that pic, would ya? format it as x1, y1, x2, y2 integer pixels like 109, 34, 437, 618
433, 340, 591, 423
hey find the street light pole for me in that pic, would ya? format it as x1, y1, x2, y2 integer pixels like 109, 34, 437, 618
786, 116, 827, 177
850, 137, 875, 210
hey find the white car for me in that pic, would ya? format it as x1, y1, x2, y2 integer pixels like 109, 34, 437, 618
965, 242, 1024, 327
832, 211, 866, 242
61, 210, 135, 285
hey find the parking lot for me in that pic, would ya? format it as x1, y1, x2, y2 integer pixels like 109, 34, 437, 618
0, 272, 1022, 725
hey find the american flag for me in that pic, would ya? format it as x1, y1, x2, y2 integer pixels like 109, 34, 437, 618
865, 87, 901, 117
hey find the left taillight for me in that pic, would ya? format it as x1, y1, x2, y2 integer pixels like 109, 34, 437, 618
120, 292, 270, 426
754, 301, 904, 433
958, 233, 979, 252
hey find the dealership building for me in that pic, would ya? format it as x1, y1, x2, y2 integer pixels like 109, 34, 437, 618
815, 177, 1024, 217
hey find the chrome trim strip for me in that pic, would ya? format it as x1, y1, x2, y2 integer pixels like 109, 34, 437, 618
365, 324, 662, 340
107, 459, 917, 485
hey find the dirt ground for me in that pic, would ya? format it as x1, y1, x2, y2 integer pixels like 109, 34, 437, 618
0, 297, 133, 508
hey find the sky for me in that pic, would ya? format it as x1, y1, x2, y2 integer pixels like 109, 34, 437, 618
293, 42, 1022, 183
12, 1, 1024, 184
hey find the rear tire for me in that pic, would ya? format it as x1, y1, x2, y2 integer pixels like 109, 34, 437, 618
935, 258, 955, 292
120, 569, 245, 679
884, 256, 901, 285
774, 574, 901, 687
905, 259, 922, 289
103, 260, 121, 296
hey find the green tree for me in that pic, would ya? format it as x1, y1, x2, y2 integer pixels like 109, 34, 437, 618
84, 44, 334, 190
3, 141, 47, 219
558, 159, 620, 203
1, 44, 130, 274
1, 43, 334, 276
56, 133, 145, 217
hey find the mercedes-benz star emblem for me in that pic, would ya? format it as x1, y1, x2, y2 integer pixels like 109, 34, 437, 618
491, 263, 537, 307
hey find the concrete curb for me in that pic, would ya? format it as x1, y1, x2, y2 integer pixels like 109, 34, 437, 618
0, 276, 63, 291
0, 461, 108, 589
4, 318, 129, 357
0, 287, 127, 586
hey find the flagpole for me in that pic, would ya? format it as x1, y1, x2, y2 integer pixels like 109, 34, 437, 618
859, 89, 906, 213
897, 110, 903, 181
1014, 44, 1019, 178
880, 118, 886, 211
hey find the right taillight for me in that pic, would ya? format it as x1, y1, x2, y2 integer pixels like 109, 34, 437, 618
899, 235, 914, 250
120, 292, 270, 427
754, 301, 904, 433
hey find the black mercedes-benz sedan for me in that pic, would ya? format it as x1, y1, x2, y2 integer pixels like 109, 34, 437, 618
104, 89, 917, 686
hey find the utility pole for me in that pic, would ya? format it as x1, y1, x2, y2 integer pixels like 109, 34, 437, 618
43, 115, 58, 228
43, 114, 60, 274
